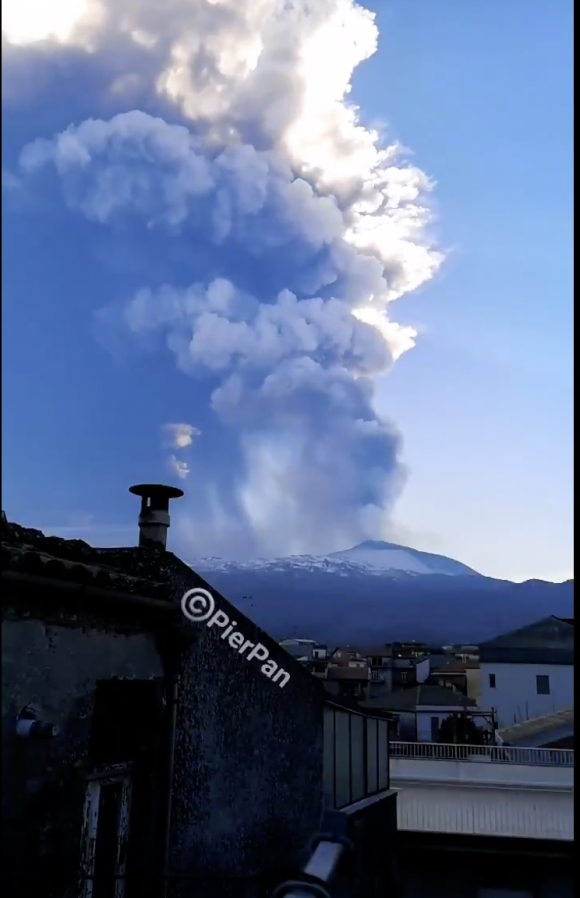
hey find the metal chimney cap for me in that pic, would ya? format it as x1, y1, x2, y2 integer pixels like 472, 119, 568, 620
129, 484, 184, 501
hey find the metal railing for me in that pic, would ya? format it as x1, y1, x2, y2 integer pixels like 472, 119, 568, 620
390, 740, 574, 767
323, 702, 390, 810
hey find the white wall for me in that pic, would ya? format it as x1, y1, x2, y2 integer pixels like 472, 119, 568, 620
400, 705, 479, 741
390, 756, 574, 790
416, 709, 453, 742
479, 662, 574, 728
415, 657, 430, 683
465, 667, 481, 702
391, 777, 574, 841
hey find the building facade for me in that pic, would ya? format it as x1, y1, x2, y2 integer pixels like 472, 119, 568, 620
380, 684, 483, 742
1, 503, 326, 898
479, 617, 574, 729
2, 497, 401, 898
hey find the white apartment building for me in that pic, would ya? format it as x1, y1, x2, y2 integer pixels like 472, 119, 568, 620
479, 616, 574, 730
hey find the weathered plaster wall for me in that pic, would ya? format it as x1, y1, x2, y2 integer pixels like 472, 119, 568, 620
1, 614, 163, 897
169, 619, 325, 895
143, 553, 326, 895
2, 544, 326, 898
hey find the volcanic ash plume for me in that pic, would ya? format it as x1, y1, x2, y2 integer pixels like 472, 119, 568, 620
4, 0, 444, 558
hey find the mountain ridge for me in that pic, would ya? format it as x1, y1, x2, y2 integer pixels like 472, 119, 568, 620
190, 540, 573, 645
191, 538, 482, 578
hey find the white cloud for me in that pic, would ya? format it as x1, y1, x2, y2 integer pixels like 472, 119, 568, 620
2, 0, 104, 46
17, 111, 422, 364
5, 0, 444, 555
162, 422, 200, 450
168, 454, 190, 480
130, 280, 392, 382
5, 0, 443, 308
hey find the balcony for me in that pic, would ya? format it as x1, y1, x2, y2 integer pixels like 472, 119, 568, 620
391, 740, 574, 767
272, 702, 398, 898
323, 700, 390, 809
389, 740, 574, 841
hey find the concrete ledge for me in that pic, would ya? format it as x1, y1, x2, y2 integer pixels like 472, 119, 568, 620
391, 757, 574, 790
394, 781, 574, 840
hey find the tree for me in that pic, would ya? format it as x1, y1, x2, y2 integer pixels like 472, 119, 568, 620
438, 712, 488, 745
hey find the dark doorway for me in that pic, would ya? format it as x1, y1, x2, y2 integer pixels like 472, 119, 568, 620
80, 679, 166, 898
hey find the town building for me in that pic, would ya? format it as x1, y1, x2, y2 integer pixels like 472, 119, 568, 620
479, 617, 574, 729
371, 684, 483, 742
497, 708, 574, 749
328, 646, 368, 667
428, 654, 481, 701
324, 664, 371, 702
279, 638, 328, 664
365, 643, 431, 694
2, 492, 398, 898
278, 637, 317, 660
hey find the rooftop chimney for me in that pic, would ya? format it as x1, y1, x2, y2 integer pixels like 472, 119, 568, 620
129, 484, 184, 551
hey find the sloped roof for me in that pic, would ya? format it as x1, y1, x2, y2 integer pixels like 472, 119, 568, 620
326, 665, 370, 681
498, 709, 574, 746
2, 516, 171, 602
480, 616, 574, 665
427, 654, 458, 670
430, 658, 479, 673
1, 513, 322, 690
379, 685, 475, 712
364, 646, 393, 657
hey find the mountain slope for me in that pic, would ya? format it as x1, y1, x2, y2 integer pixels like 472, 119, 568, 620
329, 540, 481, 577
191, 541, 573, 645
192, 539, 481, 578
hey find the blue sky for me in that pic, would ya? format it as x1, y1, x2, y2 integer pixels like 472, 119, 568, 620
354, 0, 574, 581
1, 0, 573, 581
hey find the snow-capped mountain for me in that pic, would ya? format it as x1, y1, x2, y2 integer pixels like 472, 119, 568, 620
191, 539, 481, 578
329, 540, 481, 577
191, 541, 573, 645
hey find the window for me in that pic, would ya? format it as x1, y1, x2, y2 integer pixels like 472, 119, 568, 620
80, 771, 132, 898
536, 674, 550, 695
489, 673, 496, 688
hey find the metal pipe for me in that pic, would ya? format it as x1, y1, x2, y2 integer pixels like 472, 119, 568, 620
303, 842, 344, 881
271, 811, 354, 898
129, 484, 184, 551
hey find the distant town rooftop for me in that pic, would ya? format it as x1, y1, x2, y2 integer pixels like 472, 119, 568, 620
326, 666, 370, 681
480, 616, 574, 666
498, 708, 574, 745
379, 685, 476, 712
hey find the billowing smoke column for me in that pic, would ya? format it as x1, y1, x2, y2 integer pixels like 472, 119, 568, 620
3, 0, 443, 558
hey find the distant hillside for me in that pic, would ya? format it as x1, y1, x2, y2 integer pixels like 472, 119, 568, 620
191, 541, 573, 645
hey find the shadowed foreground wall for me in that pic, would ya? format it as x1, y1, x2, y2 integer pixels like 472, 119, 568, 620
1, 519, 325, 898
168, 603, 325, 895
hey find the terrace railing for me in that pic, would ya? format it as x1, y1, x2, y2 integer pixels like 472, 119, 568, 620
390, 740, 574, 767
